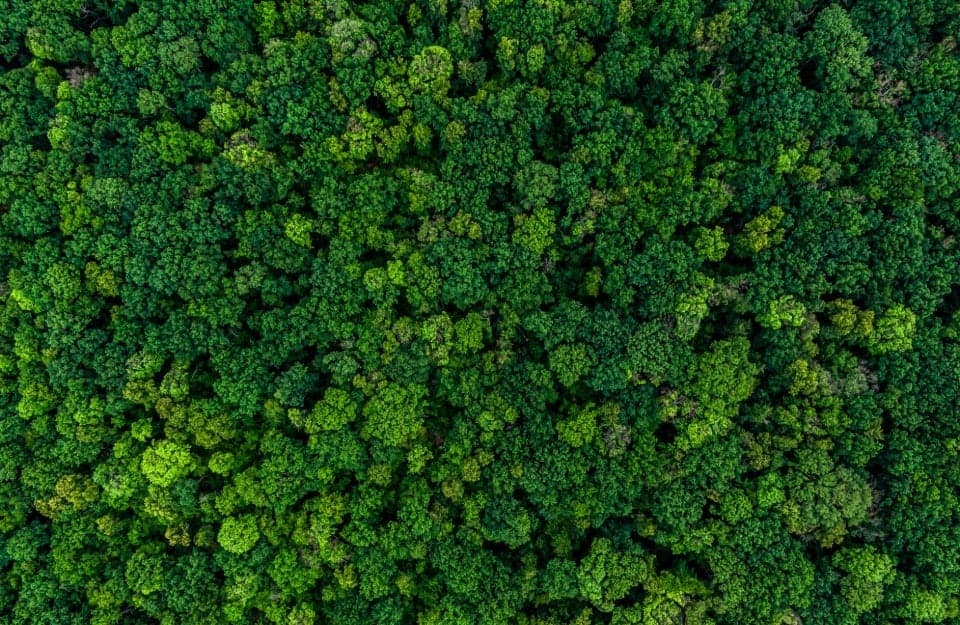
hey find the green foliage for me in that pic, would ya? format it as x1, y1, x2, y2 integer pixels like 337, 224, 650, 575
833, 546, 896, 613
140, 440, 194, 488
409, 46, 454, 100
360, 383, 426, 447
0, 1, 958, 624
758, 295, 806, 330
870, 304, 917, 354
577, 538, 648, 612
694, 226, 729, 262
218, 515, 261, 555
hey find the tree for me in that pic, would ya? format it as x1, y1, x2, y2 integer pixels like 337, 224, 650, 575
869, 304, 916, 354
141, 440, 195, 488
218, 515, 261, 555
577, 538, 648, 612
833, 546, 895, 613
805, 5, 872, 92
409, 46, 454, 101
361, 383, 427, 448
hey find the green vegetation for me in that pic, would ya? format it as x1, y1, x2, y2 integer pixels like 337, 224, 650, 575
1, 1, 960, 624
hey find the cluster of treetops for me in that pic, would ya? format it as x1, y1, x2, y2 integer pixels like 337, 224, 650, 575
1, 0, 960, 623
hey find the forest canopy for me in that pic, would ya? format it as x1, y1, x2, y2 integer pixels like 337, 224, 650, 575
2, 1, 960, 624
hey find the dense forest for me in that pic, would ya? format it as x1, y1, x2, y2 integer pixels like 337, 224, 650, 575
1, 0, 960, 623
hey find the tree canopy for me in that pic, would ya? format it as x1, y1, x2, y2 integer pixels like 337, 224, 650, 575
2, 1, 960, 624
